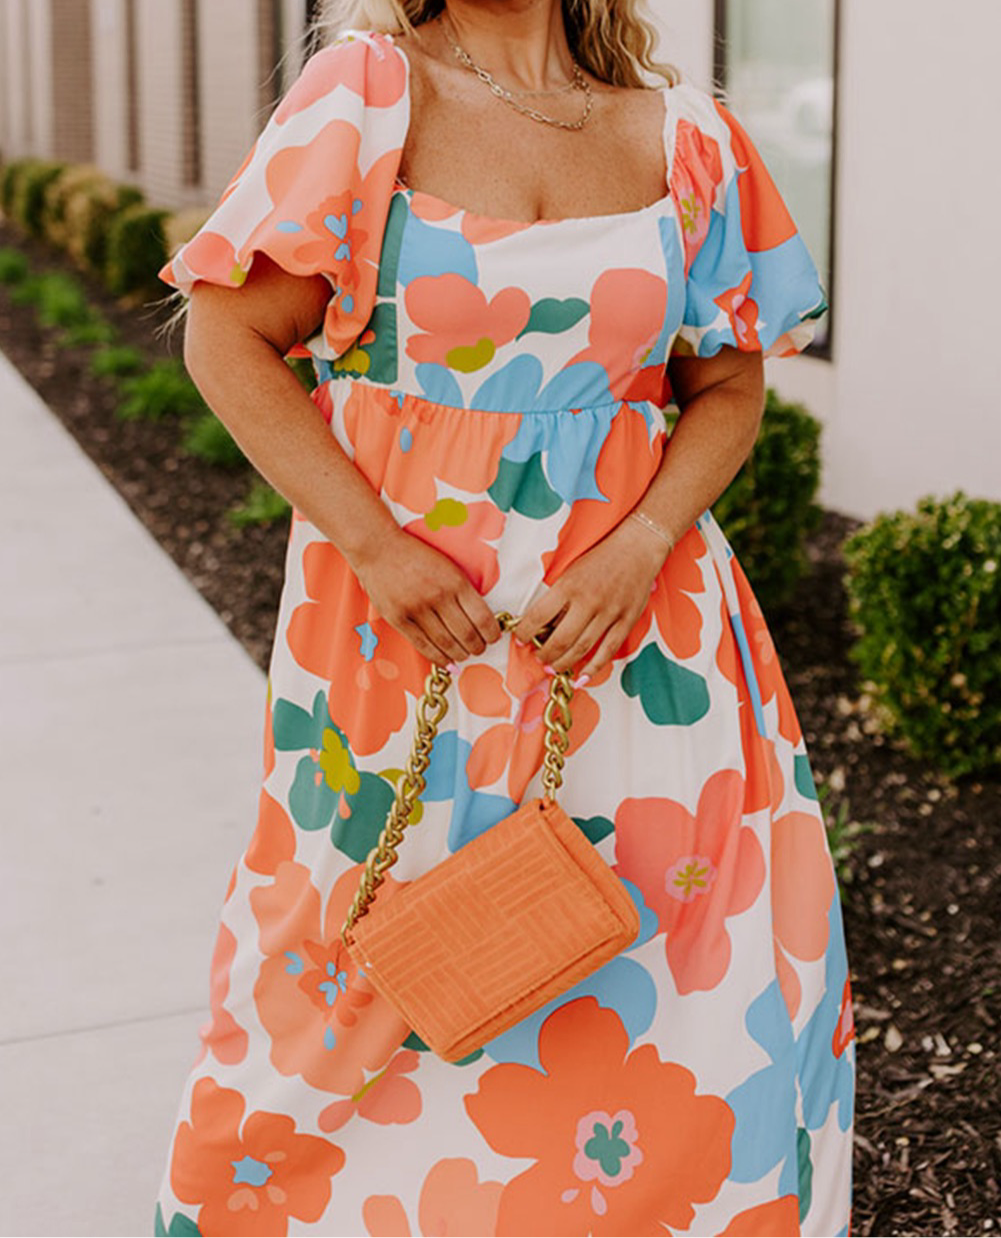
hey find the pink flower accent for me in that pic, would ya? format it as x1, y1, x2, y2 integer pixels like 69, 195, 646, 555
572, 1110, 644, 1188
363, 1158, 503, 1237
664, 855, 717, 903
318, 1049, 422, 1133
614, 770, 766, 994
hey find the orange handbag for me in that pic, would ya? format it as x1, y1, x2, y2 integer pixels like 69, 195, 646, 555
340, 613, 640, 1063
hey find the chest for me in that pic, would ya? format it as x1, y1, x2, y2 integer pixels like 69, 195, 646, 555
400, 83, 670, 225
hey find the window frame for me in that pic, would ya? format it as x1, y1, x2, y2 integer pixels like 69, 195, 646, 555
713, 0, 840, 361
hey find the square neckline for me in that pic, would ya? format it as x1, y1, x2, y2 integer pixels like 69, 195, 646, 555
384, 31, 678, 230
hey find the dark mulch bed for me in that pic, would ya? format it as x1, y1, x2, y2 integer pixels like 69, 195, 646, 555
2, 219, 998, 1238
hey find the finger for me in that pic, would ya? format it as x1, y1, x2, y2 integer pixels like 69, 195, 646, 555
437, 597, 487, 658
514, 591, 569, 646
578, 621, 630, 680
533, 602, 592, 667
419, 608, 470, 665
548, 615, 609, 673
398, 618, 449, 666
455, 588, 503, 645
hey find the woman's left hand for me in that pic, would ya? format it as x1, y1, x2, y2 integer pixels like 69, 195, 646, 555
514, 516, 673, 680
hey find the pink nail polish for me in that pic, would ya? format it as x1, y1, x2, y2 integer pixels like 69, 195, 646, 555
446, 661, 459, 674
543, 664, 556, 677
574, 673, 591, 689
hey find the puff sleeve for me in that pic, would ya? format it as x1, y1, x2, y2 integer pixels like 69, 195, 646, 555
158, 30, 409, 361
667, 84, 828, 359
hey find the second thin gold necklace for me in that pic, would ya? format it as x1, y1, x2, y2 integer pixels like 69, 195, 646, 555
442, 12, 595, 131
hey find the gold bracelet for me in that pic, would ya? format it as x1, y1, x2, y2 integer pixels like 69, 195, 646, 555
628, 509, 676, 550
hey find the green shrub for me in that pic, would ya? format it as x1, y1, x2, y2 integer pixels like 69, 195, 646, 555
89, 344, 144, 380
42, 164, 107, 247
105, 203, 169, 295
12, 160, 66, 236
182, 412, 245, 468
711, 388, 823, 612
843, 491, 1001, 778
117, 359, 206, 421
0, 246, 29, 285
9, 273, 45, 306
60, 316, 118, 347
29, 271, 92, 328
229, 480, 292, 527
0, 159, 27, 214
64, 176, 144, 274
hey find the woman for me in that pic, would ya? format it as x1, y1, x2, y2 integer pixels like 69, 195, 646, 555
156, 1, 855, 1234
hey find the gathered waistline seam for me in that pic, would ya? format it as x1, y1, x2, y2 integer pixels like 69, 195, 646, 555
316, 379, 660, 417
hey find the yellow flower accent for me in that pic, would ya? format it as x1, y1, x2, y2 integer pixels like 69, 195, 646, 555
229, 264, 248, 286
425, 498, 468, 531
318, 728, 360, 795
445, 336, 496, 373
333, 344, 371, 375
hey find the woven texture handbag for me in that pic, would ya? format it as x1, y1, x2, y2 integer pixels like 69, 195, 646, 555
340, 613, 640, 1063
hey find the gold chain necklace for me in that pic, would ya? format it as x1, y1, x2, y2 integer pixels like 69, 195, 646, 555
442, 13, 594, 131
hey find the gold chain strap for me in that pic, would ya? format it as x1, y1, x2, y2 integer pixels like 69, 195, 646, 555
341, 613, 575, 944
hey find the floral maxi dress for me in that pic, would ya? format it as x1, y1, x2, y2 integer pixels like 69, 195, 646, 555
157, 30, 855, 1238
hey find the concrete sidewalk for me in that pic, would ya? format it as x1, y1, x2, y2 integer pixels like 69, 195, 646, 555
0, 353, 267, 1236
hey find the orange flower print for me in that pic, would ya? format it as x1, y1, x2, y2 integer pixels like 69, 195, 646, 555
250, 860, 412, 1095
542, 402, 664, 584
272, 34, 407, 126
716, 270, 762, 351
832, 976, 856, 1058
405, 273, 531, 373
670, 118, 724, 274
618, 522, 707, 662
465, 998, 734, 1236
772, 809, 837, 1019
193, 924, 249, 1069
717, 1195, 800, 1236
567, 267, 669, 404
614, 770, 766, 994
171, 1076, 345, 1237
461, 638, 611, 802
714, 100, 799, 253
318, 1048, 422, 1133
286, 539, 428, 757
404, 500, 505, 594
717, 561, 803, 746
341, 384, 521, 516
243, 789, 296, 878
239, 118, 400, 356
364, 1158, 503, 1237
409, 190, 534, 245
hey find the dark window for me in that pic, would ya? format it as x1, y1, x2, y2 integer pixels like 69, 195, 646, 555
181, 0, 202, 187
715, 0, 840, 357
258, 0, 284, 117
124, 0, 140, 172
304, 0, 325, 60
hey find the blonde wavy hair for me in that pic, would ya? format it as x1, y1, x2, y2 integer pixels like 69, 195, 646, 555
309, 0, 678, 89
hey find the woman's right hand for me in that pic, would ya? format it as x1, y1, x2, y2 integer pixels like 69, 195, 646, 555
349, 529, 502, 666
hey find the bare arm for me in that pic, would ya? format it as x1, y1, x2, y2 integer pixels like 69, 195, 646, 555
182, 254, 501, 663
515, 347, 765, 677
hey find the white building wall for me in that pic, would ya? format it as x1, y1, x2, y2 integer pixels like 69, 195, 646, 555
91, 0, 129, 181
199, 0, 262, 204
135, 0, 186, 206
706, 0, 1001, 518
27, 0, 53, 158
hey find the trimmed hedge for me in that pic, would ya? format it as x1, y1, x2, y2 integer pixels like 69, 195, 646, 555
105, 203, 169, 296
712, 388, 823, 612
843, 491, 1001, 778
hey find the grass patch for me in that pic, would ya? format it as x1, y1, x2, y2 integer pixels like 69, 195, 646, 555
182, 412, 245, 468
116, 359, 206, 421
228, 480, 291, 527
0, 247, 29, 285
89, 344, 145, 380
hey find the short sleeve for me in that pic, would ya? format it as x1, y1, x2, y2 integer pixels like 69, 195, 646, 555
158, 30, 409, 360
667, 84, 827, 359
